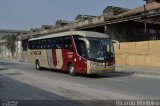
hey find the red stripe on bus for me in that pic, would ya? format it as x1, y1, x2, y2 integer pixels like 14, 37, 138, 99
52, 49, 57, 67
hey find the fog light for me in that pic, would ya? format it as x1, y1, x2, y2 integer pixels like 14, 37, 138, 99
105, 62, 108, 66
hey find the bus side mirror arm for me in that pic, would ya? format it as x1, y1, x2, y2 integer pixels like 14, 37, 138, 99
78, 38, 90, 49
112, 40, 120, 49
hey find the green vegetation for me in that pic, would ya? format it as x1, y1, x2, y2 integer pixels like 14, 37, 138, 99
1, 35, 17, 58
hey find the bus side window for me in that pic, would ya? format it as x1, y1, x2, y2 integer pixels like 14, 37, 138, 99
64, 36, 72, 50
32, 41, 36, 49
47, 39, 56, 49
55, 38, 61, 49
28, 41, 32, 49
36, 40, 40, 49
39, 40, 42, 49
47, 39, 51, 49
61, 38, 65, 48
44, 40, 47, 49
77, 40, 87, 58
42, 40, 47, 49
51, 39, 56, 48
73, 35, 81, 49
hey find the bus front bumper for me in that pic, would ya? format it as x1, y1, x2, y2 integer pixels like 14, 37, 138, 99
87, 66, 115, 74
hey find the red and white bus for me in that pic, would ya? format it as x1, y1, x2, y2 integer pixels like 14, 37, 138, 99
28, 31, 117, 75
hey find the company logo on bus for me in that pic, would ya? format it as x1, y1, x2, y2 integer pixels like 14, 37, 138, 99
67, 52, 73, 58
30, 51, 41, 55
67, 52, 73, 55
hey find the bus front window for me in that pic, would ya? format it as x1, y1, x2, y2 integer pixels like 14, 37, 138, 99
87, 37, 114, 61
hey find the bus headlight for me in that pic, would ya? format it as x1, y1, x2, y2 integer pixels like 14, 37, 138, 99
90, 62, 95, 67
103, 62, 108, 66
92, 65, 96, 67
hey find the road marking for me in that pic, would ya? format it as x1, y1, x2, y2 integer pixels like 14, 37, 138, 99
133, 74, 160, 79
70, 82, 89, 88
108, 78, 128, 83
60, 80, 88, 88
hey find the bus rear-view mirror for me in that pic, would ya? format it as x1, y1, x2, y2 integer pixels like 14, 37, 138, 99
112, 40, 120, 49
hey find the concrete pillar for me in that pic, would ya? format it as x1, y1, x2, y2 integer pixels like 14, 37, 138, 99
0, 45, 2, 58
4, 45, 6, 59
0, 45, 3, 59
1, 44, 4, 59
15, 41, 18, 59
18, 40, 22, 60
104, 25, 107, 35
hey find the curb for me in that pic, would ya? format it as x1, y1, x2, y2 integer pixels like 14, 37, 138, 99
116, 66, 160, 76
0, 59, 28, 64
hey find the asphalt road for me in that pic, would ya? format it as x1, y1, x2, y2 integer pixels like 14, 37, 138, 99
0, 60, 160, 104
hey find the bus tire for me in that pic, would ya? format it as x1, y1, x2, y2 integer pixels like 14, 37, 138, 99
36, 60, 41, 70
68, 63, 76, 76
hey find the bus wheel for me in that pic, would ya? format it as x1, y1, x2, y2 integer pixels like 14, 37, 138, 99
36, 60, 41, 70
68, 64, 76, 76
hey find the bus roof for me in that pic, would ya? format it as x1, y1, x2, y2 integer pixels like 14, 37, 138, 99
29, 31, 110, 41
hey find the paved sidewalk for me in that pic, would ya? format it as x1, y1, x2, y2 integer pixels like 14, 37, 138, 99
0, 58, 27, 64
116, 66, 160, 76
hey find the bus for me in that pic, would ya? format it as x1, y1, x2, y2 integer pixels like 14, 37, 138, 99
28, 31, 118, 75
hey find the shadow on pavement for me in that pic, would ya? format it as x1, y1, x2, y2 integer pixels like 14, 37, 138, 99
0, 75, 84, 106
39, 68, 69, 74
0, 67, 9, 71
0, 61, 18, 65
35, 68, 134, 79
84, 72, 134, 79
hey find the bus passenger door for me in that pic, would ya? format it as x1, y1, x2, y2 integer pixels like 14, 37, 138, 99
77, 41, 87, 73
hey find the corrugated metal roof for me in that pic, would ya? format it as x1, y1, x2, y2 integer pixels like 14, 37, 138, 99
104, 2, 160, 20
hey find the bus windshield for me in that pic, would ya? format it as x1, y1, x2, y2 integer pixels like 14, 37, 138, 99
87, 37, 114, 61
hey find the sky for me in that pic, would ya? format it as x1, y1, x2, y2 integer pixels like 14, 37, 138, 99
0, 0, 145, 30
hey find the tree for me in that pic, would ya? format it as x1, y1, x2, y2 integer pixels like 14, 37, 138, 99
1, 34, 17, 58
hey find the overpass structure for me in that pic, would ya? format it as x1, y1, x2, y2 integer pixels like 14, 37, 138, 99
0, 29, 27, 38
20, 1, 160, 52
21, 1, 160, 41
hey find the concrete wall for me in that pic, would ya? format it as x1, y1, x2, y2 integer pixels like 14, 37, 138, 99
114, 40, 160, 68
